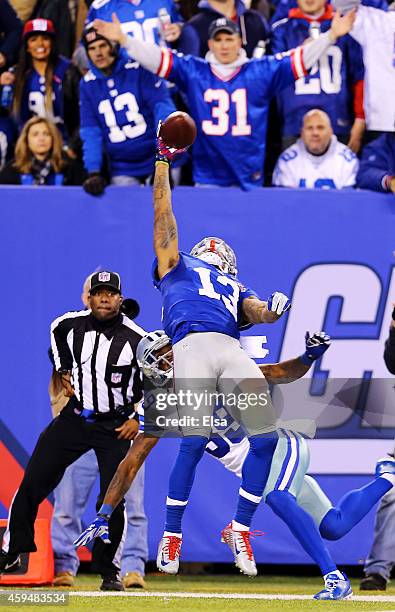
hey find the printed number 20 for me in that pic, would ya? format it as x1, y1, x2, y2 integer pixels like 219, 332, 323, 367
295, 47, 342, 95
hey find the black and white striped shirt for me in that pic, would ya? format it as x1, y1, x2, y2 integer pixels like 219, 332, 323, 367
50, 310, 145, 417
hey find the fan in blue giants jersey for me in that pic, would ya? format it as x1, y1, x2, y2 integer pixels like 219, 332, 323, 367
79, 25, 176, 195
74, 330, 395, 600
87, 0, 183, 45
6, 19, 81, 141
91, 11, 357, 189
271, 0, 365, 152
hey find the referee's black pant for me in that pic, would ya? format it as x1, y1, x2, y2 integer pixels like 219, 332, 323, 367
4, 400, 130, 578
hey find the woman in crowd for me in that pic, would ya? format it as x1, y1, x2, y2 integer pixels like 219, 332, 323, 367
0, 116, 85, 185
0, 18, 80, 141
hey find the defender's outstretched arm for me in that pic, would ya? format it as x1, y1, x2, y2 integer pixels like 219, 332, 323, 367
154, 161, 179, 279
103, 434, 158, 507
260, 332, 331, 384
74, 434, 158, 548
260, 358, 310, 385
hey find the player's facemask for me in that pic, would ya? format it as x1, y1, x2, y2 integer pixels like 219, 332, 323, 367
136, 330, 173, 386
190, 237, 237, 276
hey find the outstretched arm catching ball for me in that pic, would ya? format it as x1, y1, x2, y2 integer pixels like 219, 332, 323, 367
154, 116, 195, 279
153, 157, 180, 280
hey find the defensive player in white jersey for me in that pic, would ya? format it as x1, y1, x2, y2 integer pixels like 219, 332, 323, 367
75, 330, 395, 600
333, 0, 395, 133
273, 109, 359, 189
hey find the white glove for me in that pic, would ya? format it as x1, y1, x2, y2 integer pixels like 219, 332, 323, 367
267, 292, 291, 316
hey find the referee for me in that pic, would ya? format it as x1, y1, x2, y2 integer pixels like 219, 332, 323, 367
0, 271, 145, 591
361, 305, 395, 590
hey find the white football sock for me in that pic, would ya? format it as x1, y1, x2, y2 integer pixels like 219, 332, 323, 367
323, 569, 344, 581
232, 520, 249, 531
163, 531, 182, 538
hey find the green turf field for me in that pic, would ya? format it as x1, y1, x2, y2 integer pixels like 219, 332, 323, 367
1, 574, 395, 611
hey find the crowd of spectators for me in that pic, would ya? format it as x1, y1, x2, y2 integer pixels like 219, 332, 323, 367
0, 0, 393, 194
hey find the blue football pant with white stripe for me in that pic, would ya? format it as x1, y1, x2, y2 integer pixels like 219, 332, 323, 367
263, 430, 336, 574
267, 490, 336, 575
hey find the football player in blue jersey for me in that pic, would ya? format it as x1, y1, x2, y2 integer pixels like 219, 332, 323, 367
79, 25, 177, 195
271, 0, 366, 153
150, 144, 294, 576
74, 329, 395, 600
87, 0, 183, 46
92, 10, 356, 190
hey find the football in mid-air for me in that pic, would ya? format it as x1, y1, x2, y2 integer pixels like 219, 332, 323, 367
159, 112, 197, 149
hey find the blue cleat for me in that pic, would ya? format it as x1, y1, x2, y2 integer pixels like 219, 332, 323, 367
375, 456, 395, 478
313, 572, 353, 601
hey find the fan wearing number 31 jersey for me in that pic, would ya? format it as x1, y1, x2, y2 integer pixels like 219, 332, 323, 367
79, 25, 176, 187
91, 11, 357, 190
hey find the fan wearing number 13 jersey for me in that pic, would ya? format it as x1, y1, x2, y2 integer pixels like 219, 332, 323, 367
90, 11, 357, 190
79, 25, 176, 191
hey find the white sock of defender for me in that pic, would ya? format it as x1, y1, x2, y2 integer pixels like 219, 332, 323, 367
323, 569, 344, 581
381, 473, 395, 486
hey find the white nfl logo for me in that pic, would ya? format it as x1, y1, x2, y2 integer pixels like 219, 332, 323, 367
33, 19, 48, 31
98, 271, 111, 282
111, 373, 122, 384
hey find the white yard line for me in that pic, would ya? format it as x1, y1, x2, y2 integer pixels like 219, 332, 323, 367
15, 590, 395, 602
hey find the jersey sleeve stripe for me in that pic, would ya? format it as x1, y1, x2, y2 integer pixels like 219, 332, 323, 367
291, 46, 307, 80
157, 48, 173, 79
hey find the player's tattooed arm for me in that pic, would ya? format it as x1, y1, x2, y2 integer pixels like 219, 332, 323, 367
260, 359, 310, 385
153, 161, 180, 279
241, 297, 281, 324
103, 435, 158, 507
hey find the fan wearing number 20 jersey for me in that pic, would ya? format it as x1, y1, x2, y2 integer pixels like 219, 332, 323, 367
80, 54, 176, 179
152, 252, 257, 344
271, 6, 364, 138
156, 46, 309, 190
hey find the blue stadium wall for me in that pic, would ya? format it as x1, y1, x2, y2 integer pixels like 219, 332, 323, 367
0, 185, 394, 566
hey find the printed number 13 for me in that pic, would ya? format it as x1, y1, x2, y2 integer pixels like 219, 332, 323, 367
194, 267, 239, 321
202, 88, 251, 136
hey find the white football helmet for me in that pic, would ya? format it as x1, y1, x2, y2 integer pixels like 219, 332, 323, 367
190, 237, 237, 276
136, 330, 173, 386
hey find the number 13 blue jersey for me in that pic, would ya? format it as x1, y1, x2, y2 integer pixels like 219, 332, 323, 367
152, 252, 257, 344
